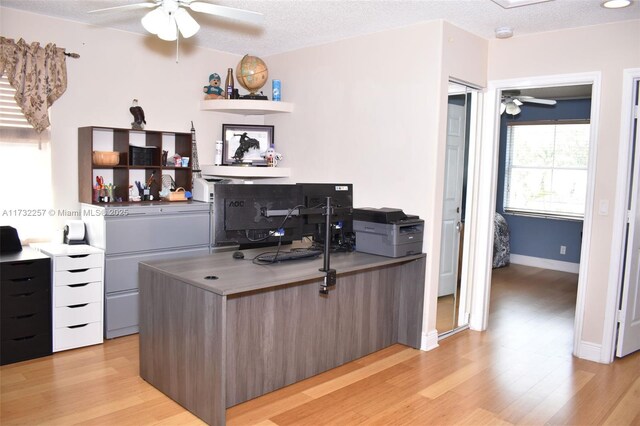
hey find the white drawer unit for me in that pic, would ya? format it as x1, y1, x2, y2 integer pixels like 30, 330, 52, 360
31, 243, 104, 352
54, 322, 102, 352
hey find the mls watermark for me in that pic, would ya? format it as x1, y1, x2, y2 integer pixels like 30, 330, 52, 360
1, 209, 129, 217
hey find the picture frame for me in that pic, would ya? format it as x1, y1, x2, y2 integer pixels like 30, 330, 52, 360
222, 124, 274, 166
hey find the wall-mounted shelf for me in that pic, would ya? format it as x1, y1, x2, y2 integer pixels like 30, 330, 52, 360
200, 99, 294, 115
201, 164, 291, 178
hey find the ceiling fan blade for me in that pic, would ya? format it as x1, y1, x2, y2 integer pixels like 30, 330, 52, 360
187, 1, 263, 25
518, 97, 557, 106
87, 2, 158, 13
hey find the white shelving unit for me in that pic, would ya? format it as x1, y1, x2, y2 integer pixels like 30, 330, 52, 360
200, 99, 294, 115
201, 164, 291, 178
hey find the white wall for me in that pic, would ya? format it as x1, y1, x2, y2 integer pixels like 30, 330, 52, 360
265, 21, 487, 340
0, 7, 256, 228
487, 20, 640, 353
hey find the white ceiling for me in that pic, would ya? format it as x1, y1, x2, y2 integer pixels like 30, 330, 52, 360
2, 0, 639, 57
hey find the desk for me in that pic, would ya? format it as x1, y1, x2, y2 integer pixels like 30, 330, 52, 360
139, 247, 425, 425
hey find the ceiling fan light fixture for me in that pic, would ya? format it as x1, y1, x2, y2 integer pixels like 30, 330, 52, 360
174, 8, 200, 38
505, 100, 521, 115
141, 7, 166, 35
601, 0, 632, 8
157, 14, 178, 41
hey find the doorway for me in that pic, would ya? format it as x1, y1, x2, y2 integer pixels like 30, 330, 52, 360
468, 72, 602, 361
437, 80, 479, 337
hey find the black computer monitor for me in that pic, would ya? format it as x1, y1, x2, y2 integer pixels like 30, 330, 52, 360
213, 184, 302, 248
298, 183, 353, 249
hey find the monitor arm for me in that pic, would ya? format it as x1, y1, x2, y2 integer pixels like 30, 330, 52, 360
262, 196, 337, 295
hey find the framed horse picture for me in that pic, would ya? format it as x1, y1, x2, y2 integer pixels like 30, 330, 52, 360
221, 124, 274, 166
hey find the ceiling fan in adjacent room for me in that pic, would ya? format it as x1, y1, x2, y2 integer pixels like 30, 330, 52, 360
500, 91, 557, 116
88, 0, 263, 41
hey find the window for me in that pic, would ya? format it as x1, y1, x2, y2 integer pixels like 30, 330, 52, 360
0, 76, 53, 243
503, 121, 590, 219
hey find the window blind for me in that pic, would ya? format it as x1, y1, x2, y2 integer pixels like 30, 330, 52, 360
503, 121, 590, 220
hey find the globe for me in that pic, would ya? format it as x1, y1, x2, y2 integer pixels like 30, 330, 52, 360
236, 55, 269, 95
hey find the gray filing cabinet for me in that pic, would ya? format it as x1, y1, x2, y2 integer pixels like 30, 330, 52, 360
82, 202, 211, 338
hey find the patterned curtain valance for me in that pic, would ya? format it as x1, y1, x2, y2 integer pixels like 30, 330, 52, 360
0, 37, 68, 133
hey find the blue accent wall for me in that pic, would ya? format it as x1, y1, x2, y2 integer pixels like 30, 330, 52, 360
496, 98, 591, 264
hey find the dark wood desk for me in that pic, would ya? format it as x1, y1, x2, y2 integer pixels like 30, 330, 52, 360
139, 247, 425, 425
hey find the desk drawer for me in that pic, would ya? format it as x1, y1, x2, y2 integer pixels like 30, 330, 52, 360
54, 302, 102, 327
1, 289, 49, 317
56, 253, 103, 271
0, 258, 49, 280
55, 282, 102, 307
54, 322, 102, 352
105, 212, 210, 254
1, 309, 51, 339
1, 274, 50, 297
55, 268, 102, 286
1, 332, 51, 365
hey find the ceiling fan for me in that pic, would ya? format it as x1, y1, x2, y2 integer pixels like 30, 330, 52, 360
88, 0, 263, 41
500, 91, 557, 116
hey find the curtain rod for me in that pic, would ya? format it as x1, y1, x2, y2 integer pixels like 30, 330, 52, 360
64, 52, 80, 58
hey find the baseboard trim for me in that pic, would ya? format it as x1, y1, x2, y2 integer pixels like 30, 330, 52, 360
509, 254, 580, 274
420, 330, 439, 351
575, 340, 609, 364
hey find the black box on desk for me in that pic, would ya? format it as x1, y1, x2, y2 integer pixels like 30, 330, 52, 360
353, 208, 424, 258
129, 146, 158, 166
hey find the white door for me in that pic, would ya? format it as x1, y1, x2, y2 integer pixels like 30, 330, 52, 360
439, 103, 466, 297
617, 80, 640, 357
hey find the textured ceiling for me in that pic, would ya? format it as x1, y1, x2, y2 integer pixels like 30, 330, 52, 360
2, 0, 639, 57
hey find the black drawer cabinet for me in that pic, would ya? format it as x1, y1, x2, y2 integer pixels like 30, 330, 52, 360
1, 249, 52, 365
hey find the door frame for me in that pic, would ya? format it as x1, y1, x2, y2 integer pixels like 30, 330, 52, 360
604, 68, 640, 362
468, 72, 602, 361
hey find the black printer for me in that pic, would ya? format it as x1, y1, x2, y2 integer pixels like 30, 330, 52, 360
352, 208, 424, 258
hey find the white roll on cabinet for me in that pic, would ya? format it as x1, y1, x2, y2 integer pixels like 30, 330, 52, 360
31, 243, 104, 352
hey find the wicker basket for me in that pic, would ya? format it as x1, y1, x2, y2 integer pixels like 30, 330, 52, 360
93, 151, 120, 166
164, 187, 187, 201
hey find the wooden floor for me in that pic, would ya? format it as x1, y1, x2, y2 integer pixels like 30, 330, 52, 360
2, 264, 640, 425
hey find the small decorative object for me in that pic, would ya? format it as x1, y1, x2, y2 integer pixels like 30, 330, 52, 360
190, 121, 201, 180
162, 150, 168, 166
203, 73, 224, 100
225, 68, 234, 99
129, 99, 146, 130
164, 187, 188, 202
92, 151, 119, 166
222, 124, 274, 166
172, 154, 182, 166
272, 79, 281, 101
236, 54, 268, 100
261, 144, 282, 167
215, 140, 223, 165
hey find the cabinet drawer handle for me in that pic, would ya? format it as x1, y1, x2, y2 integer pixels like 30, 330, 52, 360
68, 323, 88, 329
11, 313, 35, 320
68, 254, 89, 259
10, 276, 35, 282
13, 335, 36, 341
69, 283, 89, 288
12, 291, 35, 298
9, 261, 34, 266
67, 303, 89, 309
68, 268, 89, 273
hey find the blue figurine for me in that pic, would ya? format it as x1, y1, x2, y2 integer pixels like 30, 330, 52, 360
203, 73, 224, 100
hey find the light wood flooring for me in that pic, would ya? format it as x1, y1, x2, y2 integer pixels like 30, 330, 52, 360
2, 264, 639, 425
